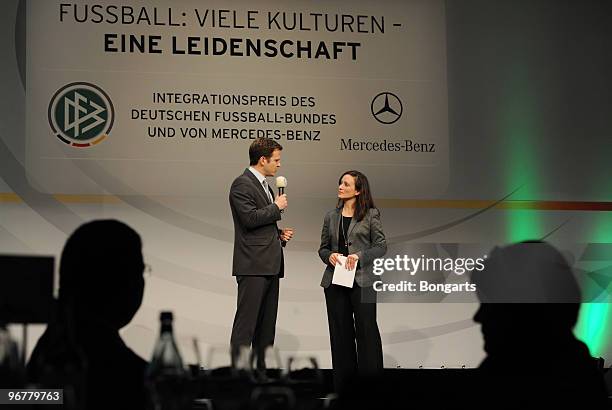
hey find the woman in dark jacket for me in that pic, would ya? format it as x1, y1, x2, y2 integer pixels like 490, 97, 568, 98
318, 170, 387, 393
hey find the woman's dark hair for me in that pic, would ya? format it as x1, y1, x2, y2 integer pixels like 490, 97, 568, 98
336, 170, 376, 221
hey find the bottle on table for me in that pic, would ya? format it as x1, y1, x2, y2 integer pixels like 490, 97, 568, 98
146, 311, 190, 410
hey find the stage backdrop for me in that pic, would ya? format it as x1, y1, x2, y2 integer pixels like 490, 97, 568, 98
2, 0, 611, 367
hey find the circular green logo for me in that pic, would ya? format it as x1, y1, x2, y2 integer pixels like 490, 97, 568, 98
48, 82, 114, 147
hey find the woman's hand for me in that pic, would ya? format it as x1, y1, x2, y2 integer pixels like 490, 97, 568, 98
345, 254, 359, 270
329, 253, 340, 267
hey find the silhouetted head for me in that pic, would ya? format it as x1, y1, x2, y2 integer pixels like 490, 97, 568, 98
58, 220, 144, 330
471, 241, 581, 355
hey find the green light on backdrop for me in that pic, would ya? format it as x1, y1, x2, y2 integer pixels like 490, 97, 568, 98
499, 65, 610, 357
574, 214, 612, 357
500, 66, 542, 242
506, 209, 541, 243
576, 303, 609, 357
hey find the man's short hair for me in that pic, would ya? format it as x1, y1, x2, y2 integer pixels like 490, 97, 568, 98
249, 138, 283, 166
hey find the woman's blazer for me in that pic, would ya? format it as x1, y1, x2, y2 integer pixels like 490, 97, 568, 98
318, 207, 387, 288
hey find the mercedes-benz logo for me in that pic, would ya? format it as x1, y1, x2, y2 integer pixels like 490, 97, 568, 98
371, 92, 403, 124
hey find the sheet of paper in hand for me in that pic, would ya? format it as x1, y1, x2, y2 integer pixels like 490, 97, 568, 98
332, 255, 356, 288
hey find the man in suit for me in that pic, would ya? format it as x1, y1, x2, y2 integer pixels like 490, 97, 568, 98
229, 138, 293, 368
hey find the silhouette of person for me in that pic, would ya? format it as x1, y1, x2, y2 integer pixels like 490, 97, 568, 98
471, 241, 608, 408
27, 220, 147, 410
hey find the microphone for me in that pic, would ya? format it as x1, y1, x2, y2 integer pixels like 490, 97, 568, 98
276, 176, 287, 213
275, 176, 287, 196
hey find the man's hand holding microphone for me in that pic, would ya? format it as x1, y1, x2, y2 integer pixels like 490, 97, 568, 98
274, 176, 288, 212
274, 194, 288, 211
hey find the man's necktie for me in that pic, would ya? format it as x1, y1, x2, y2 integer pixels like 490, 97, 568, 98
262, 180, 273, 203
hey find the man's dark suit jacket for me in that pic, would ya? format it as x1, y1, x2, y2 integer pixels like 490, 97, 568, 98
229, 169, 284, 277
